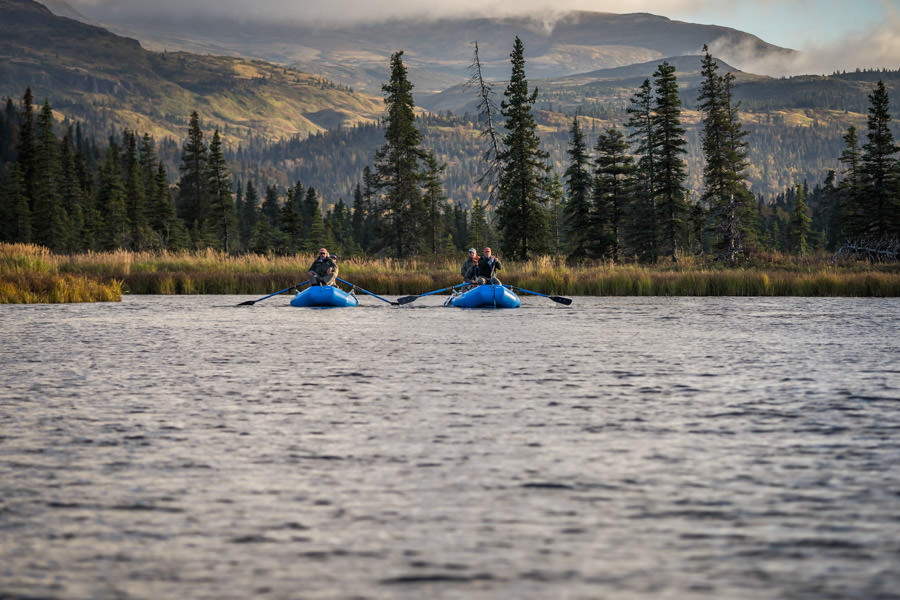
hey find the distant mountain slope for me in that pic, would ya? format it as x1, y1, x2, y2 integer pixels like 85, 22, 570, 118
420, 54, 769, 114
4, 0, 898, 207
36, 0, 84, 21
0, 0, 382, 143
71, 8, 794, 97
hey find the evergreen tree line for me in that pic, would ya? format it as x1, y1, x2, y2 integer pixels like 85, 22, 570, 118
0, 89, 182, 252
2, 42, 897, 260
548, 46, 900, 262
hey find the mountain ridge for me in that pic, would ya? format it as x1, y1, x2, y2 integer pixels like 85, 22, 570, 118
61, 5, 794, 96
0, 0, 383, 143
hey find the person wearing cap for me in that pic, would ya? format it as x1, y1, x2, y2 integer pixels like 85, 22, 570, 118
307, 247, 338, 286
473, 246, 502, 285
460, 248, 479, 283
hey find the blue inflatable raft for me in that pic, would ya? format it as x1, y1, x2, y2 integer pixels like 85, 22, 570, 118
290, 284, 360, 307
444, 284, 520, 308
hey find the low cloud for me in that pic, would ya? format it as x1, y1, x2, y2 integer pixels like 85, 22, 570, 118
713, 15, 900, 76
66, 0, 898, 76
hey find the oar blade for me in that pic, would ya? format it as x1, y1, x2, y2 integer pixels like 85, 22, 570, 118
550, 296, 573, 305
237, 300, 256, 306
396, 295, 419, 305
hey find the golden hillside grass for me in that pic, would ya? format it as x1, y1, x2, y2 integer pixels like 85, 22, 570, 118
2, 243, 899, 300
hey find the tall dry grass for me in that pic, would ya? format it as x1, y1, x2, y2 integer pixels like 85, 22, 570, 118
2, 243, 899, 299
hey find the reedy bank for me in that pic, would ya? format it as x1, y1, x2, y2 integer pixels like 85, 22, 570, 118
2, 244, 898, 301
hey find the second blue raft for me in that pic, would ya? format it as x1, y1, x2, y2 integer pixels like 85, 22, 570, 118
443, 284, 520, 308
290, 284, 360, 307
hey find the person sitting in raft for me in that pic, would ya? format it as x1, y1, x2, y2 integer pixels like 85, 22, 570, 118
307, 247, 338, 286
460, 248, 479, 283
474, 246, 502, 285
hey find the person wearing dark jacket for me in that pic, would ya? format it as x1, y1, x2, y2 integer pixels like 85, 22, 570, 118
307, 247, 338, 286
474, 246, 501, 285
460, 248, 478, 283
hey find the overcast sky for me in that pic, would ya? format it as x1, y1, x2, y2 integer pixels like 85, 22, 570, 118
67, 0, 898, 75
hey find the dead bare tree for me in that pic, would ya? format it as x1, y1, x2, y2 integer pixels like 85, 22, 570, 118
465, 41, 504, 209
833, 237, 900, 263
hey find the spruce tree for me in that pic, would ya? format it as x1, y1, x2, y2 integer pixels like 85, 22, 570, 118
697, 47, 753, 261
373, 51, 427, 257
123, 131, 148, 249
206, 129, 236, 252
328, 198, 355, 254
625, 79, 658, 262
592, 127, 635, 262
281, 183, 303, 253
59, 133, 85, 252
32, 100, 67, 250
17, 88, 36, 209
452, 204, 470, 251
789, 184, 811, 255
836, 127, 862, 242
176, 111, 208, 240
652, 61, 689, 261
149, 161, 180, 249
546, 173, 566, 257
422, 151, 448, 256
6, 164, 31, 243
96, 144, 129, 250
562, 116, 592, 261
468, 197, 489, 250
300, 185, 320, 241
350, 182, 367, 253
238, 180, 259, 252
859, 80, 899, 238
496, 36, 550, 260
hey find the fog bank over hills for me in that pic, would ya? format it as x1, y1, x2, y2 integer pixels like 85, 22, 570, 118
51, 4, 794, 96
59, 0, 900, 79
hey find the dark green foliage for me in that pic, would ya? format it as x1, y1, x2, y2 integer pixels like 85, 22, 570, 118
31, 100, 67, 250
697, 46, 755, 261
123, 130, 148, 249
96, 144, 129, 250
592, 127, 635, 262
372, 51, 430, 257
206, 129, 236, 252
176, 111, 208, 240
3, 163, 31, 242
468, 197, 489, 250
496, 37, 550, 260
625, 79, 659, 262
422, 151, 449, 256
652, 62, 689, 261
562, 117, 592, 261
859, 80, 900, 238
789, 183, 812, 255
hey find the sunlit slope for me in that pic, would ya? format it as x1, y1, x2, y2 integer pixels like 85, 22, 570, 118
0, 0, 382, 143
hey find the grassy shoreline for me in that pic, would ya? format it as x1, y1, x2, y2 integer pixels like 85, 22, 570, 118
2, 243, 899, 303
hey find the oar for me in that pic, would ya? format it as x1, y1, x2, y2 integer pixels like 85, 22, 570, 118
335, 277, 398, 305
397, 282, 468, 305
504, 284, 573, 305
237, 280, 311, 306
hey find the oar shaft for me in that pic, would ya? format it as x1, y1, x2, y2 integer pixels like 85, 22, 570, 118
504, 284, 572, 305
336, 278, 396, 305
397, 282, 468, 304
239, 280, 309, 305
504, 284, 548, 298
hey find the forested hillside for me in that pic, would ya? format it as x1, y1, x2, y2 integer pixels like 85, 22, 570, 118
229, 69, 900, 206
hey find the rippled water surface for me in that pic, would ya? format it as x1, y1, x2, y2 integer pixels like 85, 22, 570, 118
1, 295, 899, 599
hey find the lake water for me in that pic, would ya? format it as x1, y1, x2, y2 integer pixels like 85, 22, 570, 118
1, 295, 899, 600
